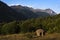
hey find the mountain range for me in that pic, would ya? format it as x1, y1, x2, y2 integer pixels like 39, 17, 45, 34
0, 1, 57, 22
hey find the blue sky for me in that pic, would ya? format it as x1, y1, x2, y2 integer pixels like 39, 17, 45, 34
1, 0, 60, 14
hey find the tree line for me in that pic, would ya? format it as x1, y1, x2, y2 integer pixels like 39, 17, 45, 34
0, 14, 60, 35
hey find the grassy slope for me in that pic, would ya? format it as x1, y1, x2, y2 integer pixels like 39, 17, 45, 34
0, 33, 60, 40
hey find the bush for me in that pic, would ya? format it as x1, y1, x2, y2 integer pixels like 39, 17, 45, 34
1, 21, 20, 35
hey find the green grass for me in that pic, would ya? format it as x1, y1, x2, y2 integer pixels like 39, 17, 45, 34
0, 33, 60, 40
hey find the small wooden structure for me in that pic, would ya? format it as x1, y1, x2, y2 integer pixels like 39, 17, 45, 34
35, 29, 44, 37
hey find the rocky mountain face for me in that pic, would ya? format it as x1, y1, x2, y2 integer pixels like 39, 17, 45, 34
0, 1, 57, 22
44, 9, 56, 15
11, 5, 56, 16
30, 8, 56, 16
11, 5, 38, 19
11, 5, 51, 17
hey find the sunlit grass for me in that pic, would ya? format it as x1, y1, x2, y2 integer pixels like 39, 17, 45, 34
0, 33, 60, 40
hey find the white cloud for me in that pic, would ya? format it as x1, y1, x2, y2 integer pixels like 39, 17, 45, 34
9, 4, 20, 6
27, 5, 32, 7
9, 4, 33, 8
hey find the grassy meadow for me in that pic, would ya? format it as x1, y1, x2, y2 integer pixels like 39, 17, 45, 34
0, 33, 60, 40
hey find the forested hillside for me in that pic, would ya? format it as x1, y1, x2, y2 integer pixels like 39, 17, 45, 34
0, 14, 60, 35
